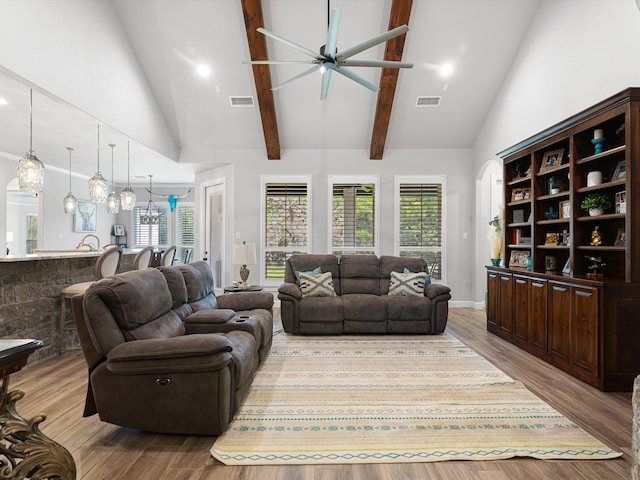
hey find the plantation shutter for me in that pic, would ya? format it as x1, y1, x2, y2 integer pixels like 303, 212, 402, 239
132, 205, 169, 247
332, 183, 375, 252
264, 182, 309, 279
176, 205, 195, 263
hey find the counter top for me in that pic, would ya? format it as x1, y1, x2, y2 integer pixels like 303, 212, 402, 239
0, 249, 140, 263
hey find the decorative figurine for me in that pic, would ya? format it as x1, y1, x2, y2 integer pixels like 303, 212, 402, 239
592, 128, 606, 154
545, 255, 559, 273
590, 226, 602, 246
585, 255, 606, 277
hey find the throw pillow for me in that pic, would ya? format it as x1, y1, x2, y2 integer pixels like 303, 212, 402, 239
298, 271, 336, 298
389, 271, 427, 296
403, 267, 432, 285
295, 266, 321, 279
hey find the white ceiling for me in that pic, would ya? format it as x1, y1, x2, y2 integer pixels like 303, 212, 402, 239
0, 0, 540, 185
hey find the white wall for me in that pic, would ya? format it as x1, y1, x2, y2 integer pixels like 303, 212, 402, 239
471, 0, 640, 304
0, 0, 177, 161
196, 147, 475, 305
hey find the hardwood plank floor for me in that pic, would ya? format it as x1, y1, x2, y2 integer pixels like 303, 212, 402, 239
9, 308, 632, 479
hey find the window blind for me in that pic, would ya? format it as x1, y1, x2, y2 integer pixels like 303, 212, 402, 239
132, 205, 169, 247
176, 205, 195, 263
332, 183, 375, 251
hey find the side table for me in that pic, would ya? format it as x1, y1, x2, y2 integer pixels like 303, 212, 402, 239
223, 285, 263, 294
0, 339, 76, 479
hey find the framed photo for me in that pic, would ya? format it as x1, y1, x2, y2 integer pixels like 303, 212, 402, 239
612, 160, 626, 180
113, 224, 125, 236
513, 209, 525, 223
614, 228, 626, 246
562, 257, 572, 274
560, 200, 571, 219
615, 191, 626, 214
540, 149, 564, 171
509, 250, 530, 269
74, 201, 97, 232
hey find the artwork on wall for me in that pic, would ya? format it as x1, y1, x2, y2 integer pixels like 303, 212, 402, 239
74, 200, 97, 232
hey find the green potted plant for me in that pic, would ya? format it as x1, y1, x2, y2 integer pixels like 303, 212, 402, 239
580, 193, 611, 216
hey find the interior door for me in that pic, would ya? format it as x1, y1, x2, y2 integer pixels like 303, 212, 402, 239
204, 182, 225, 290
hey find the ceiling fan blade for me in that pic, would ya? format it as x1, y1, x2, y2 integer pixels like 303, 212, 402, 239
334, 66, 378, 93
320, 69, 332, 100
272, 65, 320, 91
257, 27, 320, 60
244, 60, 318, 65
324, 9, 341, 57
336, 25, 409, 61
339, 59, 413, 69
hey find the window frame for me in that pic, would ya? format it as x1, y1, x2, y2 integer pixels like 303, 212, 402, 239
260, 175, 313, 287
327, 174, 379, 256
394, 175, 447, 284
130, 204, 170, 248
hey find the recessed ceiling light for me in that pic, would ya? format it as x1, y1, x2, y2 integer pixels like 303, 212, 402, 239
196, 64, 211, 77
440, 63, 453, 76
0, 98, 8, 105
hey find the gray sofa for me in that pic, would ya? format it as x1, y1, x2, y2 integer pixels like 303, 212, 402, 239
278, 254, 451, 335
71, 261, 273, 435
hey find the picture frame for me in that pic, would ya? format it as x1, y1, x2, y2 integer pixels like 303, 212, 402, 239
560, 200, 571, 219
74, 200, 97, 232
509, 250, 530, 269
540, 148, 564, 171
614, 228, 626, 246
562, 257, 572, 274
113, 224, 125, 236
513, 209, 525, 223
615, 191, 626, 214
612, 160, 626, 180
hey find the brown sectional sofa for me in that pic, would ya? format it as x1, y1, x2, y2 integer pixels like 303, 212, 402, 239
71, 261, 273, 435
278, 254, 451, 335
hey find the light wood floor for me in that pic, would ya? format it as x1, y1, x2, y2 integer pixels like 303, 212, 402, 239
10, 308, 633, 480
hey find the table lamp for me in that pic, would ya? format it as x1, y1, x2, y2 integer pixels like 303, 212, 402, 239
233, 241, 257, 289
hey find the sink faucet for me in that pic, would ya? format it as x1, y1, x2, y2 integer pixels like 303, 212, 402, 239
77, 234, 101, 252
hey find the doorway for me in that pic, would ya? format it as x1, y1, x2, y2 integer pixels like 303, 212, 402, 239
204, 181, 225, 290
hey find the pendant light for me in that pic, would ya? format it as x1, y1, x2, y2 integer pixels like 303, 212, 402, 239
106, 143, 120, 214
17, 89, 45, 191
120, 140, 136, 210
88, 124, 109, 203
140, 175, 159, 225
62, 147, 77, 214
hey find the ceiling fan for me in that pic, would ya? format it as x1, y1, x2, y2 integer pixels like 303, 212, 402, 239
245, 8, 413, 100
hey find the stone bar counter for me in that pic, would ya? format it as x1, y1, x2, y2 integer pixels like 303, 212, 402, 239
0, 250, 137, 362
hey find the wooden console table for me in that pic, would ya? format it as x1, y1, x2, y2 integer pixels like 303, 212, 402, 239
0, 339, 76, 479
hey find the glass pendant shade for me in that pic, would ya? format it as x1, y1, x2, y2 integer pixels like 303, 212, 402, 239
17, 90, 45, 191
63, 147, 77, 214
106, 144, 120, 214
89, 124, 109, 203
120, 140, 136, 210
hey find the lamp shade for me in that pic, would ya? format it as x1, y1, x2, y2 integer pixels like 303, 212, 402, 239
233, 242, 257, 265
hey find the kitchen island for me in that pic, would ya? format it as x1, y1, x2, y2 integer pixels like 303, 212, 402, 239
0, 250, 138, 361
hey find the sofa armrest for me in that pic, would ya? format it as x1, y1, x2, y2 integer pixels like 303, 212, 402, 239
185, 309, 236, 325
425, 283, 451, 300
217, 292, 274, 311
278, 282, 302, 301
106, 334, 233, 374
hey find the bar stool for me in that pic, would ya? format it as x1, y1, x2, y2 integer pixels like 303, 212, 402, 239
59, 246, 122, 354
134, 246, 154, 269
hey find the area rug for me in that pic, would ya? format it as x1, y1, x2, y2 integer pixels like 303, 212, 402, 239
210, 334, 621, 465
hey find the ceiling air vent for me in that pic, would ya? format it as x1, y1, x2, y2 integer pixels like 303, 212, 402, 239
416, 96, 441, 107
229, 96, 255, 107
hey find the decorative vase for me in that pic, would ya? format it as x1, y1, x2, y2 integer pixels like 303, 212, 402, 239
587, 171, 602, 186
490, 258, 501, 267
589, 208, 604, 217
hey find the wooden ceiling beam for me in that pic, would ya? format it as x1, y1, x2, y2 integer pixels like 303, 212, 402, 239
241, 0, 281, 160
369, 0, 413, 160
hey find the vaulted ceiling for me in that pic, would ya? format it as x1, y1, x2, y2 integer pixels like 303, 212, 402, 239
0, 0, 541, 184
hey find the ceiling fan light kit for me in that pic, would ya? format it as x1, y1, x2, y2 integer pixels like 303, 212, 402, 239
246, 8, 413, 100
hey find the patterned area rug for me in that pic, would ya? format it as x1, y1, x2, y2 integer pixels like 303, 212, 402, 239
211, 334, 621, 465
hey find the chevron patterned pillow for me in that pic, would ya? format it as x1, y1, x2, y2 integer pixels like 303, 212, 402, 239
299, 271, 337, 298
388, 271, 427, 296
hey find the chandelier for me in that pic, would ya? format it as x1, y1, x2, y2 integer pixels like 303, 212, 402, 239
17, 89, 45, 191
62, 147, 77, 214
88, 124, 109, 203
140, 175, 160, 225
106, 143, 120, 214
120, 140, 136, 210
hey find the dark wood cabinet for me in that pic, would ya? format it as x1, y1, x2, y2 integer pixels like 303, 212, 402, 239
487, 88, 640, 391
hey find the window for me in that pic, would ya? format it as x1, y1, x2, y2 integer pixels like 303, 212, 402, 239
261, 176, 312, 284
26, 214, 37, 254
176, 204, 195, 263
329, 175, 378, 255
395, 176, 445, 281
131, 205, 169, 247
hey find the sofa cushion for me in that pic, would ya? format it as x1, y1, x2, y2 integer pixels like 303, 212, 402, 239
343, 294, 387, 321
298, 296, 344, 323
389, 271, 427, 296
387, 295, 432, 321
379, 256, 429, 294
285, 255, 341, 294
299, 271, 337, 297
295, 266, 321, 279
178, 261, 218, 310
404, 267, 432, 285
339, 255, 380, 295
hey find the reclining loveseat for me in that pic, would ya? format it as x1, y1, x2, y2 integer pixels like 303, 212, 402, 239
278, 254, 451, 335
71, 261, 273, 435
